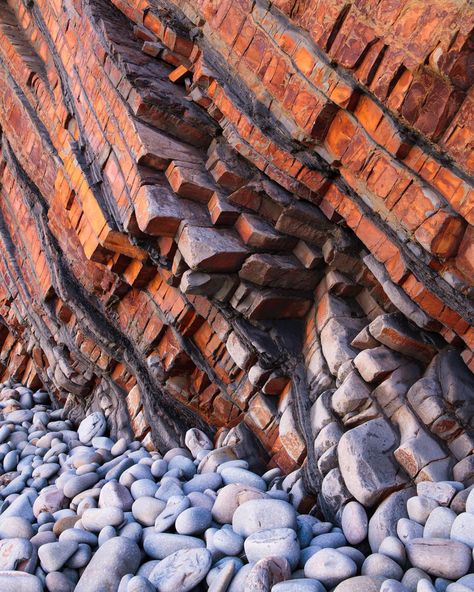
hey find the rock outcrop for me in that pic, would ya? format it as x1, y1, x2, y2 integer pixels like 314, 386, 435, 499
0, 0, 472, 518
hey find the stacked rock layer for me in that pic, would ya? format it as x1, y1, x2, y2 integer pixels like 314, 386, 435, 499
0, 0, 472, 520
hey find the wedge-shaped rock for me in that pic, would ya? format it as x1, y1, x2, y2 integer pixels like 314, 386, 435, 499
135, 183, 208, 236
134, 120, 202, 170
369, 313, 437, 363
239, 253, 321, 290
178, 226, 248, 272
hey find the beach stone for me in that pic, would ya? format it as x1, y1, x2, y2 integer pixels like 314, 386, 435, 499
0, 516, 34, 539
227, 563, 253, 592
207, 561, 235, 592
333, 575, 385, 591
232, 499, 297, 537
450, 512, 474, 547
362, 553, 404, 580
185, 428, 213, 458
369, 488, 415, 552
213, 526, 244, 555
417, 482, 459, 507
337, 546, 366, 568
310, 531, 346, 548
423, 507, 456, 539
341, 501, 368, 544
151, 460, 168, 479
53, 515, 78, 535
98, 481, 133, 511
378, 536, 406, 565
244, 556, 291, 592
77, 413, 107, 445
175, 506, 212, 535
407, 496, 439, 525
244, 528, 300, 570
397, 518, 424, 544
464, 488, 474, 513
207, 557, 243, 587
406, 538, 471, 579
75, 537, 141, 592
45, 571, 75, 592
0, 572, 43, 592
143, 532, 205, 559
417, 581, 437, 592
132, 497, 165, 526
0, 538, 33, 571
401, 568, 431, 591
130, 479, 158, 499
66, 543, 92, 568
272, 580, 326, 592
212, 484, 267, 524
148, 547, 212, 592
126, 575, 156, 592
380, 580, 409, 592
183, 473, 222, 494
59, 528, 97, 546
154, 495, 190, 532
38, 541, 78, 572
304, 548, 357, 587
98, 525, 116, 546
221, 467, 266, 491
81, 506, 124, 531
63, 473, 100, 499
338, 418, 404, 507
33, 487, 66, 517
168, 456, 196, 480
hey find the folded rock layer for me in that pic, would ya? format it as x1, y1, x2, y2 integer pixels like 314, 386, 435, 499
0, 0, 472, 515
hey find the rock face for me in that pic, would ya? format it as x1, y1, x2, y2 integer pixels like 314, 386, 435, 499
0, 0, 472, 526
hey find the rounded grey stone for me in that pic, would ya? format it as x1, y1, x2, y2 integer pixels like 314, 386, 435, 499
175, 506, 212, 535
132, 497, 165, 526
81, 507, 124, 532
143, 532, 205, 559
148, 548, 212, 592
0, 572, 44, 592
361, 553, 404, 580
232, 499, 297, 537
74, 537, 141, 592
130, 479, 158, 500
378, 536, 406, 565
244, 527, 300, 570
0, 538, 33, 571
38, 541, 78, 572
272, 580, 326, 592
342, 500, 368, 544
450, 512, 474, 547
220, 467, 266, 491
407, 496, 439, 526
333, 576, 385, 592
77, 413, 106, 445
154, 495, 190, 532
406, 538, 471, 580
98, 481, 133, 511
213, 526, 243, 555
397, 518, 424, 544
304, 548, 357, 588
423, 507, 456, 539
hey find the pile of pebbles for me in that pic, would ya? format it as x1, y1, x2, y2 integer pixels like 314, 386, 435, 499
0, 381, 472, 592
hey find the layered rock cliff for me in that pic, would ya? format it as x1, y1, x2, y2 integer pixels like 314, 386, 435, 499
0, 0, 473, 516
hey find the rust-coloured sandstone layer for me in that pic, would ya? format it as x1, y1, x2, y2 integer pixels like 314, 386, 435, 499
0, 0, 473, 515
